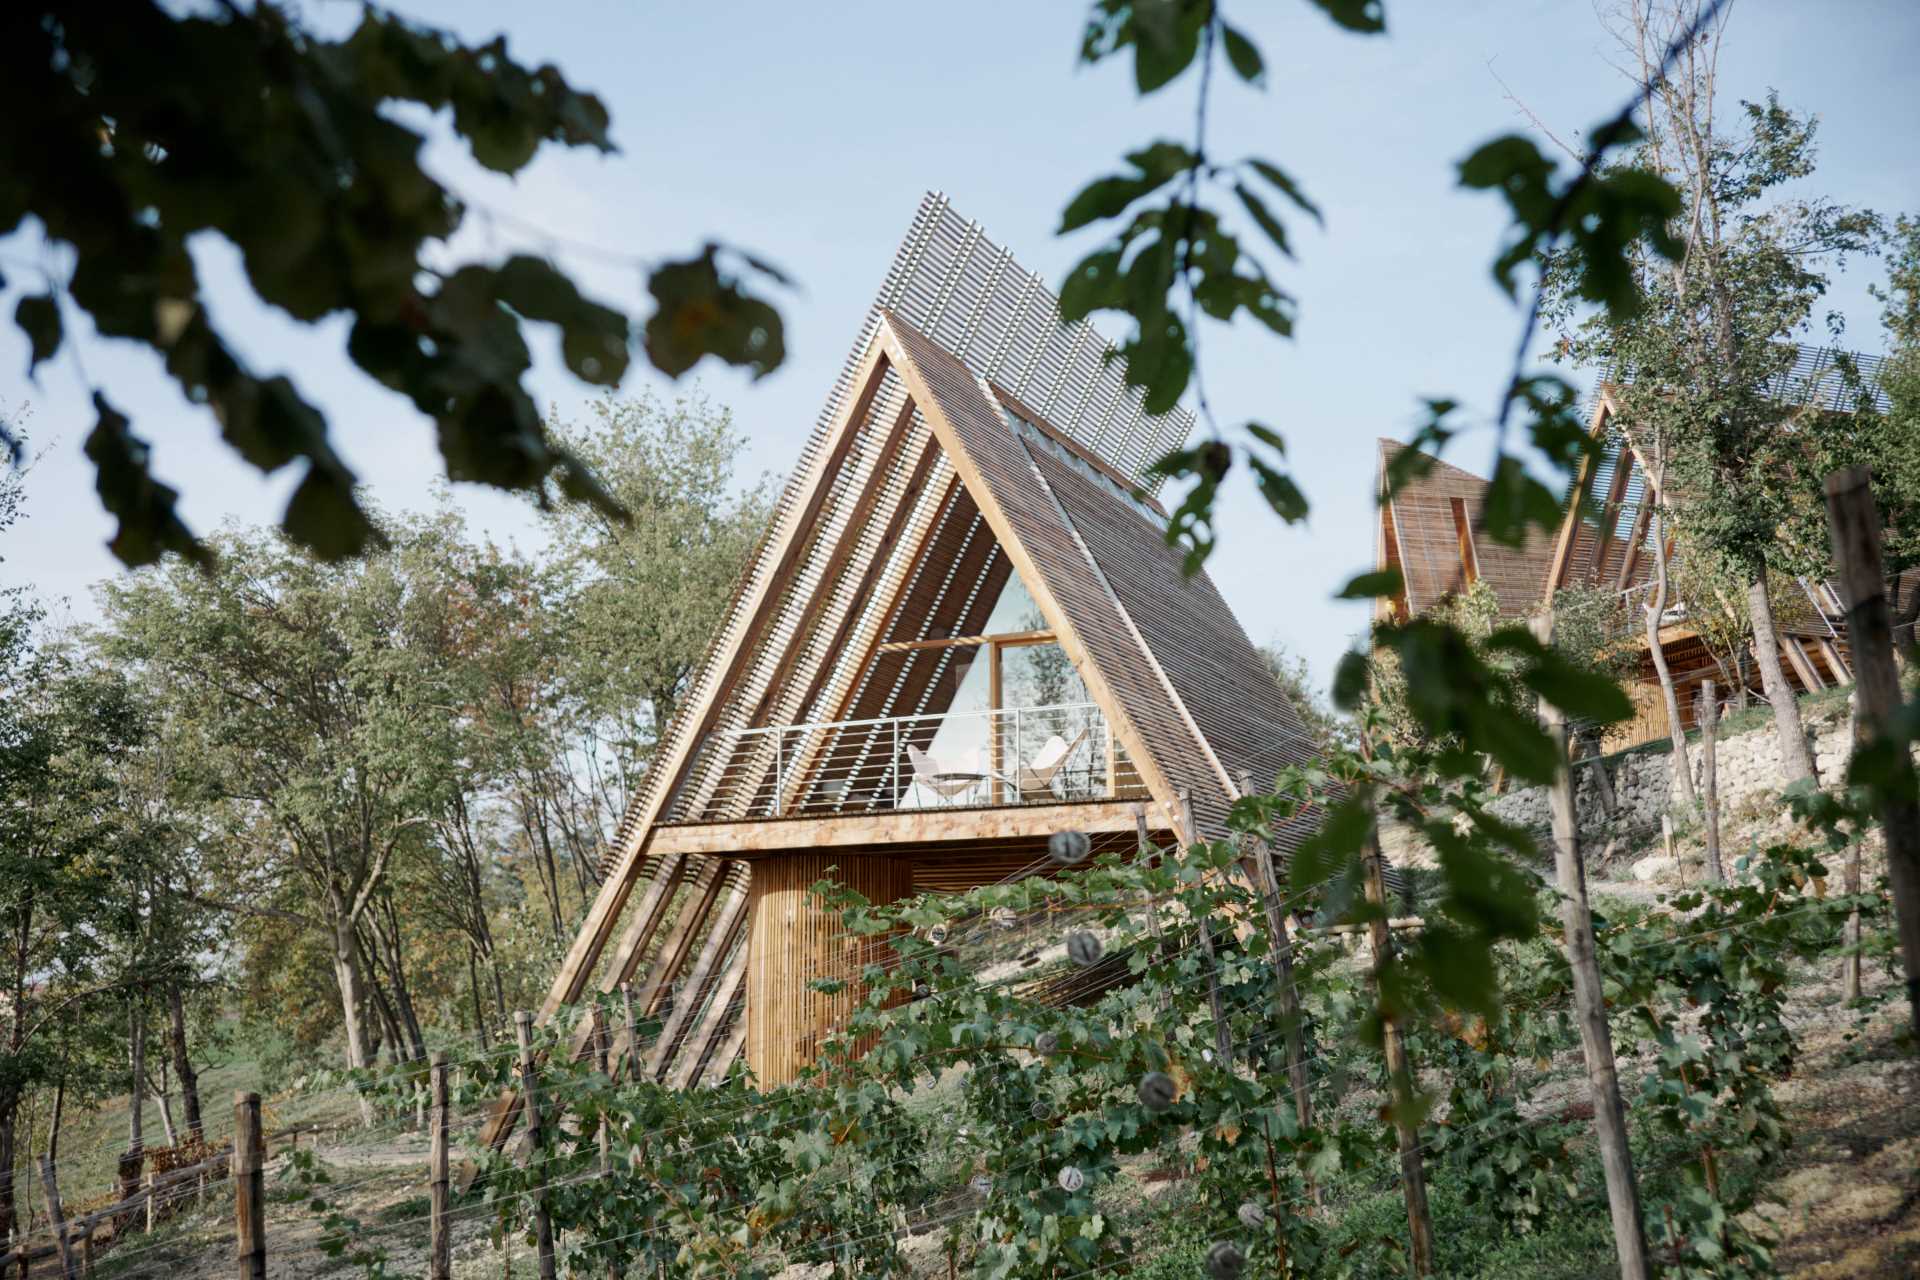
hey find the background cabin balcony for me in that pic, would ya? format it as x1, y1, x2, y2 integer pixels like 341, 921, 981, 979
665, 701, 1147, 823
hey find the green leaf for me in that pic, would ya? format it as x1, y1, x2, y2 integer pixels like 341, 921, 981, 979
284, 464, 382, 561
496, 255, 631, 386
1337, 568, 1403, 600
1233, 184, 1294, 260
82, 393, 208, 569
1304, 0, 1386, 34
645, 245, 786, 380
15, 294, 61, 376
1220, 23, 1265, 86
1249, 457, 1308, 523
1331, 649, 1370, 710
1483, 455, 1565, 545
1244, 421, 1286, 455
1246, 159, 1322, 224
1413, 925, 1498, 1014
1457, 135, 1551, 191
1059, 143, 1196, 232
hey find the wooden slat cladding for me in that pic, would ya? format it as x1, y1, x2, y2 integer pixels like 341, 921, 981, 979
1377, 439, 1557, 618
1027, 446, 1319, 852
881, 315, 1241, 834
745, 854, 913, 1087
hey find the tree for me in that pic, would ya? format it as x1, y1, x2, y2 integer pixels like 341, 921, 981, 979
1543, 0, 1881, 786
1, 3, 786, 565
1867, 214, 1920, 656
538, 392, 771, 815
98, 523, 469, 1111
0, 606, 153, 1246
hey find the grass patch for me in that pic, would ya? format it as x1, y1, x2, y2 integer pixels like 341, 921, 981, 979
1594, 682, 1851, 765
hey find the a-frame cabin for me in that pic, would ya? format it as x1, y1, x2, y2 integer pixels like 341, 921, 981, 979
1375, 355, 1909, 751
521, 195, 1317, 1096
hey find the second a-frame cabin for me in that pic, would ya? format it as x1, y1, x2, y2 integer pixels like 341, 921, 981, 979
525, 195, 1316, 1093
1375, 350, 1915, 750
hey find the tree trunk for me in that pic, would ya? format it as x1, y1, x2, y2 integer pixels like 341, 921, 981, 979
47, 1079, 65, 1165
373, 896, 428, 1062
467, 943, 489, 1044
1824, 468, 1920, 1044
1537, 616, 1653, 1277
1364, 828, 1435, 1276
1644, 513, 1699, 815
126, 1000, 146, 1158
166, 982, 202, 1140
152, 1062, 178, 1147
1731, 650, 1750, 710
1700, 680, 1724, 883
1747, 573, 1818, 784
329, 917, 378, 1126
0, 1094, 14, 1258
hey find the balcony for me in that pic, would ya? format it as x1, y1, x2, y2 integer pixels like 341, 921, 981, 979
670, 702, 1139, 822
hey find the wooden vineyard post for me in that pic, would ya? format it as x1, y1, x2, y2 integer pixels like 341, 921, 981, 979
1134, 808, 1168, 958
620, 981, 644, 1078
1362, 826, 1435, 1276
1176, 792, 1234, 1069
233, 1091, 265, 1280
37, 1156, 75, 1280
145, 1170, 158, 1233
1845, 692, 1865, 1002
1700, 679, 1724, 884
1535, 612, 1653, 1280
592, 1009, 616, 1280
1824, 466, 1920, 1044
1236, 772, 1313, 1139
513, 1013, 558, 1280
430, 1054, 451, 1280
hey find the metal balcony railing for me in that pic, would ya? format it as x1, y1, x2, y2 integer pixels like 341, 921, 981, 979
672, 702, 1119, 821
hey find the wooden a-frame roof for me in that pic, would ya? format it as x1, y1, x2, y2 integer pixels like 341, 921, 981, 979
495, 197, 1317, 1101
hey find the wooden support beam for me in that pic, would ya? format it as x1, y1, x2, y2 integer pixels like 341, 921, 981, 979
645, 879, 751, 1079
1588, 445, 1637, 586
626, 862, 727, 1021
1781, 634, 1824, 691
1544, 391, 1615, 599
873, 627, 1053, 654
233, 1092, 265, 1280
667, 948, 749, 1090
703, 1020, 750, 1086
649, 798, 1166, 858
1816, 635, 1853, 685
1613, 497, 1655, 592
747, 395, 921, 729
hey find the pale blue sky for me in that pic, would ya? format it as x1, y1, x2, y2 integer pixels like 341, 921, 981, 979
2, 1, 1914, 691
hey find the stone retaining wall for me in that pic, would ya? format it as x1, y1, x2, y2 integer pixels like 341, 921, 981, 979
1488, 702, 1852, 836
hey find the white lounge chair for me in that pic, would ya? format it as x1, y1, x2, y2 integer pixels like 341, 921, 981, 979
907, 744, 986, 806
1017, 729, 1088, 800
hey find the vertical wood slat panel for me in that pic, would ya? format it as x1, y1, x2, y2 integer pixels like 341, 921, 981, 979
746, 854, 911, 1086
